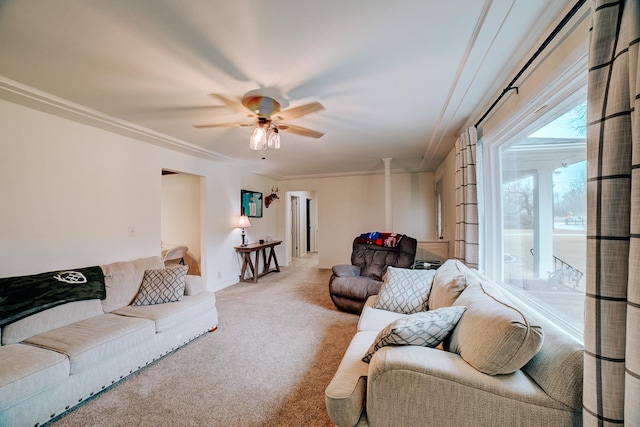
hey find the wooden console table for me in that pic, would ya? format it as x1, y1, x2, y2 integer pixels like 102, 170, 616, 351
235, 240, 282, 283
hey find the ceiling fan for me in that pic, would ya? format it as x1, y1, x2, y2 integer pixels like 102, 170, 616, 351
194, 93, 325, 150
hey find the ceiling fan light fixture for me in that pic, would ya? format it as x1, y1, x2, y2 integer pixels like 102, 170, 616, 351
250, 126, 266, 150
250, 118, 268, 150
267, 127, 280, 150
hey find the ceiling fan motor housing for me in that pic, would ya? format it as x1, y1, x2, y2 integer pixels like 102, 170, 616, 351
242, 96, 281, 117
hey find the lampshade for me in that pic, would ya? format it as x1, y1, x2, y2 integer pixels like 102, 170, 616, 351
237, 215, 252, 228
249, 117, 283, 151
249, 126, 266, 151
267, 128, 280, 149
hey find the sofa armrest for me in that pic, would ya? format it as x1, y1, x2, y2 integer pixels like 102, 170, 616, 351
332, 264, 361, 277
326, 331, 377, 427
184, 275, 206, 296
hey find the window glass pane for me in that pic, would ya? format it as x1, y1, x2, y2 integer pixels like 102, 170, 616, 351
501, 103, 586, 334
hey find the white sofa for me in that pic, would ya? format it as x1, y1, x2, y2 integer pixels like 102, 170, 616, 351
325, 260, 583, 426
0, 256, 217, 427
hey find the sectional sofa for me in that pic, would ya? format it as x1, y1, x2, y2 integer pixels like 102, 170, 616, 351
0, 256, 217, 427
325, 260, 584, 426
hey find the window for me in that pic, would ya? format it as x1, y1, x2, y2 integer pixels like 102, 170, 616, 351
476, 2, 589, 339
499, 103, 586, 334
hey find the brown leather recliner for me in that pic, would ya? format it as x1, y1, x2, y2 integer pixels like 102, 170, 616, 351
329, 234, 417, 313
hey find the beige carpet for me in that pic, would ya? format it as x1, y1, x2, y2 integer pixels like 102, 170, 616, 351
48, 254, 358, 427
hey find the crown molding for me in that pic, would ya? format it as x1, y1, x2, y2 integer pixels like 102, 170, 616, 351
280, 167, 427, 181
0, 76, 433, 182
0, 76, 231, 162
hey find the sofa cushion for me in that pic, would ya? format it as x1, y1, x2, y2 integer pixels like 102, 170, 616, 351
131, 265, 188, 306
447, 280, 544, 375
0, 343, 69, 411
332, 264, 360, 277
1, 299, 103, 345
351, 236, 417, 280
362, 306, 466, 363
101, 256, 165, 312
356, 248, 399, 279
114, 292, 216, 333
429, 259, 479, 310
23, 313, 155, 374
358, 296, 408, 332
373, 267, 435, 314
184, 274, 206, 296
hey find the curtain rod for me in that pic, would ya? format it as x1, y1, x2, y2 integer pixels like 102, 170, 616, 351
474, 0, 587, 128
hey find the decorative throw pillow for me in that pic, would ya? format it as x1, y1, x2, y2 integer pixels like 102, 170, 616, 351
446, 280, 544, 375
131, 265, 188, 306
428, 259, 478, 310
373, 267, 435, 314
101, 256, 166, 312
362, 306, 467, 363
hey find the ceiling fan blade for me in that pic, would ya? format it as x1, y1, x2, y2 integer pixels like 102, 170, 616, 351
193, 122, 253, 129
278, 123, 324, 138
274, 101, 324, 121
209, 94, 254, 116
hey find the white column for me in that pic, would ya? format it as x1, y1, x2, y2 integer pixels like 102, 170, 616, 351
383, 158, 392, 231
533, 169, 554, 278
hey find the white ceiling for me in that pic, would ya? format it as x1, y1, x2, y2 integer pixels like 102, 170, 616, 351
0, 0, 571, 179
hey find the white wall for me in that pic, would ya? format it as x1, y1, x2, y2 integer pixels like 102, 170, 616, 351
0, 98, 277, 290
279, 171, 436, 269
0, 97, 436, 282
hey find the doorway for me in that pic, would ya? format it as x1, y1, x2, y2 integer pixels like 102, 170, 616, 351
161, 170, 202, 275
291, 195, 300, 258
286, 190, 317, 262
306, 198, 312, 252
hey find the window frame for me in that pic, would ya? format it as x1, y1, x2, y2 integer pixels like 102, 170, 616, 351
478, 75, 587, 340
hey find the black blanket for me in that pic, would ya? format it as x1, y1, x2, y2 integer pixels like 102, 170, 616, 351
0, 266, 105, 327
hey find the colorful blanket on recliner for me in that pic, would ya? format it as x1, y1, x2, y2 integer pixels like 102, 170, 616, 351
356, 232, 404, 248
0, 266, 105, 327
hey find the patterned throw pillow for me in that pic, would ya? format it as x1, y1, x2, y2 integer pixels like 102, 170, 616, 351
374, 267, 436, 314
362, 306, 467, 363
131, 265, 188, 306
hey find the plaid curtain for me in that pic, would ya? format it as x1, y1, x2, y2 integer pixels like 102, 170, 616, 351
584, 0, 639, 425
454, 126, 479, 268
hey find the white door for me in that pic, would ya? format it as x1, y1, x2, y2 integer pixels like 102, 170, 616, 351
291, 196, 300, 258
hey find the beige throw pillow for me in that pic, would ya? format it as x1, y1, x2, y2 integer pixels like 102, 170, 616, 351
446, 280, 544, 375
428, 259, 478, 310
100, 256, 166, 312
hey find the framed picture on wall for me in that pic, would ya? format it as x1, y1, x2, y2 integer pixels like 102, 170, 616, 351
241, 190, 263, 218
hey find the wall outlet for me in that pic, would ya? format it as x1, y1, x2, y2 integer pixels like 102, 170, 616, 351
128, 226, 136, 237
217, 271, 222, 279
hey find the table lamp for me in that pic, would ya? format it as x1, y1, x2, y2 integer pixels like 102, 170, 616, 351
237, 215, 251, 246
